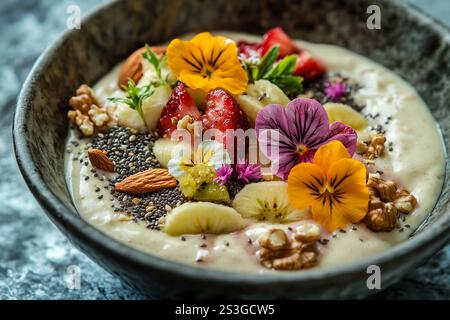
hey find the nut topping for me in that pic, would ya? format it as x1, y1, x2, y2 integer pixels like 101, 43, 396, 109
88, 149, 115, 172
294, 223, 321, 243
356, 134, 386, 160
118, 46, 166, 88
259, 229, 289, 251
258, 226, 320, 270
364, 173, 417, 232
68, 85, 114, 137
115, 168, 177, 195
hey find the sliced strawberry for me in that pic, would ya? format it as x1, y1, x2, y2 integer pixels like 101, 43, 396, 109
294, 51, 326, 82
158, 82, 201, 138
237, 41, 262, 58
202, 89, 249, 145
261, 27, 299, 58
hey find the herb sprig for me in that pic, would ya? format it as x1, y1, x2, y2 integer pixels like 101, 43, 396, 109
142, 44, 167, 86
244, 45, 303, 96
108, 46, 167, 121
109, 79, 154, 121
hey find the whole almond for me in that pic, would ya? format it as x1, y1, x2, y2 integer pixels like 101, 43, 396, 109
118, 47, 145, 88
88, 149, 115, 172
115, 168, 177, 195
118, 46, 167, 89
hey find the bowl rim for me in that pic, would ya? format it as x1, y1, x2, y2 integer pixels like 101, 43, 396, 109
13, 0, 450, 286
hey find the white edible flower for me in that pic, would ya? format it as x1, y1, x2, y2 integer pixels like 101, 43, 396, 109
168, 140, 230, 178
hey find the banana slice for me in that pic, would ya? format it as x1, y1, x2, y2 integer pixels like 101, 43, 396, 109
142, 85, 172, 131
323, 102, 368, 131
232, 181, 307, 223
115, 103, 147, 132
153, 138, 180, 168
236, 80, 290, 125
161, 202, 246, 236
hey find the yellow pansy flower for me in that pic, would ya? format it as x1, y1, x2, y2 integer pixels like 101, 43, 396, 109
167, 32, 248, 94
287, 141, 369, 232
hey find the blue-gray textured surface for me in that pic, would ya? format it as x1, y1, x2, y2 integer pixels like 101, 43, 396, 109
0, 0, 448, 300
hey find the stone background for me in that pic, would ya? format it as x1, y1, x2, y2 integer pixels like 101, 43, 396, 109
0, 0, 448, 299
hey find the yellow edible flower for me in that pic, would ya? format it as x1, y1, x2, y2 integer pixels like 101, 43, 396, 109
287, 141, 369, 232
167, 32, 248, 94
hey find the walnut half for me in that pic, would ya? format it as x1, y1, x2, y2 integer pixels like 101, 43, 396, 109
364, 173, 417, 232
68, 85, 115, 137
357, 134, 386, 160
258, 226, 320, 271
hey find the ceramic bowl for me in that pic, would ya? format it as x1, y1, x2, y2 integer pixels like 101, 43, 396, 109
14, 0, 449, 298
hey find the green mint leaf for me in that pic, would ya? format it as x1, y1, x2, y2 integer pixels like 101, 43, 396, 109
255, 45, 279, 80
142, 45, 167, 85
108, 78, 154, 121
268, 75, 303, 96
265, 55, 297, 78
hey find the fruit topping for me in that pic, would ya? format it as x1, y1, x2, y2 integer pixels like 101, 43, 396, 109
261, 27, 299, 58
159, 82, 201, 138
293, 51, 326, 81
152, 138, 181, 168
193, 182, 230, 202
323, 102, 368, 131
238, 41, 262, 58
202, 89, 249, 144
178, 165, 217, 198
160, 202, 246, 236
236, 80, 289, 125
232, 181, 306, 223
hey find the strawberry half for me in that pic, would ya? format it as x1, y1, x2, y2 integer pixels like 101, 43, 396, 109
237, 41, 262, 58
293, 51, 326, 82
261, 27, 300, 58
158, 82, 201, 138
202, 89, 249, 146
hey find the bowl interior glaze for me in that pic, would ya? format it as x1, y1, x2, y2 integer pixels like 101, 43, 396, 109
14, 0, 449, 299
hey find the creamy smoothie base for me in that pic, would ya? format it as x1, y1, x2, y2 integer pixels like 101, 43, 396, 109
65, 31, 445, 273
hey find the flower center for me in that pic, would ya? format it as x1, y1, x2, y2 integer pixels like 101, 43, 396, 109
201, 65, 215, 78
296, 144, 308, 155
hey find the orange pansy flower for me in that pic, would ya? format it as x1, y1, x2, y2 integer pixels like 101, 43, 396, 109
287, 140, 369, 231
167, 32, 248, 94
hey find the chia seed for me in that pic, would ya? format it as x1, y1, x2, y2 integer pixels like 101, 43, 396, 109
89, 126, 187, 230
302, 72, 365, 112
227, 179, 246, 198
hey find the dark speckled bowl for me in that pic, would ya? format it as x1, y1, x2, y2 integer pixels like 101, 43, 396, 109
13, 0, 449, 299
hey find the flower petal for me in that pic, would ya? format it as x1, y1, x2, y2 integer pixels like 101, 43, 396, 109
212, 67, 249, 94
167, 39, 202, 75
256, 104, 299, 179
313, 140, 350, 174
168, 143, 194, 178
322, 121, 357, 156
167, 32, 248, 94
326, 158, 369, 224
287, 163, 326, 210
284, 98, 330, 149
203, 140, 231, 168
311, 201, 353, 232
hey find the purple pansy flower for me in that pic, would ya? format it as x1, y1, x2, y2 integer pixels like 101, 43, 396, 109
236, 162, 262, 183
324, 82, 346, 101
255, 98, 357, 180
215, 165, 233, 185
